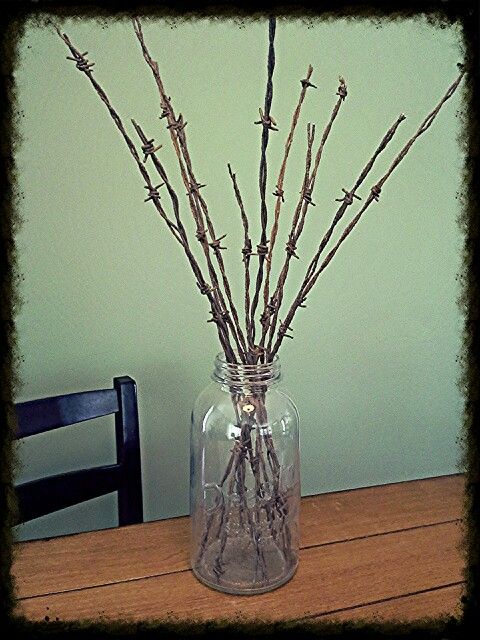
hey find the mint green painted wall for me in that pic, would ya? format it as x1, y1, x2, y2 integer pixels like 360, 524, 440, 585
14, 16, 464, 541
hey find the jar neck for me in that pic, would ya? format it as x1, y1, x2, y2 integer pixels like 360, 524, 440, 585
212, 353, 281, 391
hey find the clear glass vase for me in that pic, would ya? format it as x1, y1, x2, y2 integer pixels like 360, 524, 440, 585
190, 353, 300, 595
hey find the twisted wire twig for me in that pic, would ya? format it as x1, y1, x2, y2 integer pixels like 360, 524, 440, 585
132, 18, 248, 362
228, 164, 254, 358
55, 27, 236, 362
265, 77, 348, 353
262, 65, 316, 314
302, 113, 406, 286
270, 67, 465, 357
249, 17, 277, 353
132, 120, 234, 338
257, 123, 315, 350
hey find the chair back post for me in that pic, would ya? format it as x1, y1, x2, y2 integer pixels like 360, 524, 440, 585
114, 376, 143, 525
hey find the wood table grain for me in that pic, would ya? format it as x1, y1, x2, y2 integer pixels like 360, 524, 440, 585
12, 474, 465, 623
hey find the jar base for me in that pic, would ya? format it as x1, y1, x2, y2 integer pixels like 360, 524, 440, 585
192, 553, 298, 596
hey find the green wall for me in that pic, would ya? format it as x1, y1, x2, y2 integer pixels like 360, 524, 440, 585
13, 15, 465, 541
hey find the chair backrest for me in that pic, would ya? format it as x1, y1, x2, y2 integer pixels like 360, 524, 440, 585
15, 376, 143, 527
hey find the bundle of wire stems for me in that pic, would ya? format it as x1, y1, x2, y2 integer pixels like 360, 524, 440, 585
55, 17, 464, 368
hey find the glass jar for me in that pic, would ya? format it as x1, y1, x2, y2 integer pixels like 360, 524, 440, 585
190, 353, 300, 595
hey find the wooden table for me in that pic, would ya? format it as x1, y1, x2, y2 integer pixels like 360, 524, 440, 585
13, 474, 464, 623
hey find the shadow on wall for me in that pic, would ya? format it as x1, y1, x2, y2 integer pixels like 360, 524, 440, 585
139, 357, 206, 523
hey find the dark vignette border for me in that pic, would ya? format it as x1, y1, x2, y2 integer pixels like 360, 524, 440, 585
0, 0, 478, 637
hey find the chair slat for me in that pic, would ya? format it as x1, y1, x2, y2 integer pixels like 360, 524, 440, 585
15, 464, 123, 523
15, 377, 143, 528
16, 389, 119, 437
115, 377, 143, 526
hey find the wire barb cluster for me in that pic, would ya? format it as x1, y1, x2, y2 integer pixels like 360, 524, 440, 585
336, 76, 347, 100
301, 77, 317, 90
335, 188, 361, 205
254, 108, 278, 131
144, 183, 164, 202
66, 50, 95, 72
141, 139, 162, 163
166, 114, 187, 131
255, 243, 269, 257
209, 234, 228, 251
272, 186, 284, 202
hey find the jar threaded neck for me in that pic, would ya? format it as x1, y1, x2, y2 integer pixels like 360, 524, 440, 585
212, 352, 281, 389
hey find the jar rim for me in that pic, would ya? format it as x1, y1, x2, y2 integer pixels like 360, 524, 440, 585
215, 351, 279, 368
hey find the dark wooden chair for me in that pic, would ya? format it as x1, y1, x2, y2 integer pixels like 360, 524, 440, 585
15, 376, 143, 526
